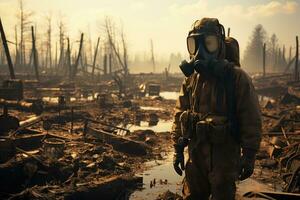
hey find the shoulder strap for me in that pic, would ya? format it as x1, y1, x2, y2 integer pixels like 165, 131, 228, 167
224, 66, 239, 141
216, 79, 225, 114
187, 73, 200, 112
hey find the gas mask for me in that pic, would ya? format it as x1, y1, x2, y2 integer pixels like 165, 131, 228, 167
187, 34, 220, 60
179, 18, 226, 77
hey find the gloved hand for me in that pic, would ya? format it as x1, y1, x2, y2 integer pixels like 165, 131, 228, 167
239, 148, 256, 181
173, 137, 189, 176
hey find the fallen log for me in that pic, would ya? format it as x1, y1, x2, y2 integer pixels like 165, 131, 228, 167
281, 126, 291, 145
243, 191, 300, 200
0, 99, 43, 115
9, 116, 43, 138
84, 126, 149, 156
263, 132, 300, 136
65, 175, 142, 200
8, 175, 142, 200
36, 87, 74, 92
85, 117, 130, 134
262, 113, 300, 123
280, 91, 300, 104
269, 115, 286, 132
19, 115, 42, 127
256, 85, 287, 97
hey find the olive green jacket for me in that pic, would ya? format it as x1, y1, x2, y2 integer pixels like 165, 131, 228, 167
172, 67, 262, 152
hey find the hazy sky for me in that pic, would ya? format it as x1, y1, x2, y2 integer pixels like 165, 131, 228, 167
0, 0, 299, 59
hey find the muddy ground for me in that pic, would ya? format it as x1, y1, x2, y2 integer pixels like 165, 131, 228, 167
0, 73, 299, 200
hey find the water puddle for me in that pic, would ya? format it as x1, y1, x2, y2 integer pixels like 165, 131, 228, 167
125, 120, 173, 133
258, 95, 276, 107
140, 106, 164, 111
130, 153, 182, 200
259, 95, 275, 103
160, 91, 179, 100
42, 97, 59, 103
42, 94, 97, 103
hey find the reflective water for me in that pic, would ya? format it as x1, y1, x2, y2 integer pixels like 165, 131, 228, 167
42, 94, 97, 103
140, 106, 164, 111
130, 153, 182, 200
124, 120, 173, 133
160, 91, 179, 100
258, 95, 275, 103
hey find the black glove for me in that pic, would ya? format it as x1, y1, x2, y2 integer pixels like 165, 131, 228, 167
239, 148, 256, 181
173, 137, 189, 176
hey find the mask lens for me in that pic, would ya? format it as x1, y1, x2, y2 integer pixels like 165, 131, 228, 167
187, 37, 197, 55
205, 35, 219, 53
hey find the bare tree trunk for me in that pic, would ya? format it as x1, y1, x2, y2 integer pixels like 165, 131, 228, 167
282, 45, 286, 64
72, 33, 84, 79
272, 43, 275, 70
31, 26, 39, 81
0, 37, 3, 65
92, 37, 100, 78
20, 0, 24, 67
14, 25, 19, 67
18, 0, 33, 70
55, 42, 58, 71
47, 15, 52, 69
58, 20, 65, 70
109, 54, 112, 75
274, 47, 278, 71
263, 43, 266, 77
150, 39, 155, 73
121, 30, 128, 75
88, 25, 93, 64
104, 18, 126, 73
289, 46, 292, 63
295, 36, 299, 81
103, 54, 107, 75
0, 18, 15, 79
66, 37, 71, 79
278, 48, 281, 70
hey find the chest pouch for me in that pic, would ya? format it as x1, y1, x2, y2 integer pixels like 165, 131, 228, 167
195, 120, 209, 143
180, 111, 199, 139
196, 115, 229, 144
207, 115, 229, 144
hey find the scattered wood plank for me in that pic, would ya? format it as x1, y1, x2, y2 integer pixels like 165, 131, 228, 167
84, 126, 149, 156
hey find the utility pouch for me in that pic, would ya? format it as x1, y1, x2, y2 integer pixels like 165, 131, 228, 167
195, 120, 209, 143
207, 116, 229, 144
180, 111, 193, 139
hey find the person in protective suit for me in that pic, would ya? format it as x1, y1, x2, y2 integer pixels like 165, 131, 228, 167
172, 18, 262, 200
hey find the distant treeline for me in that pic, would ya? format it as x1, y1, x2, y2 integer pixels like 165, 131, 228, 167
242, 24, 294, 73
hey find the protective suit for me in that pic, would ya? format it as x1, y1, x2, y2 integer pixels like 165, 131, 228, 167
172, 18, 262, 200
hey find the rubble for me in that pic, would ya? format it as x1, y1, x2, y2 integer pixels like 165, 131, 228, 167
249, 74, 300, 197
0, 68, 180, 199
155, 190, 182, 200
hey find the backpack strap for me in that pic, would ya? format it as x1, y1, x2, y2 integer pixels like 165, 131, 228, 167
187, 73, 200, 112
215, 79, 225, 114
224, 65, 239, 142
